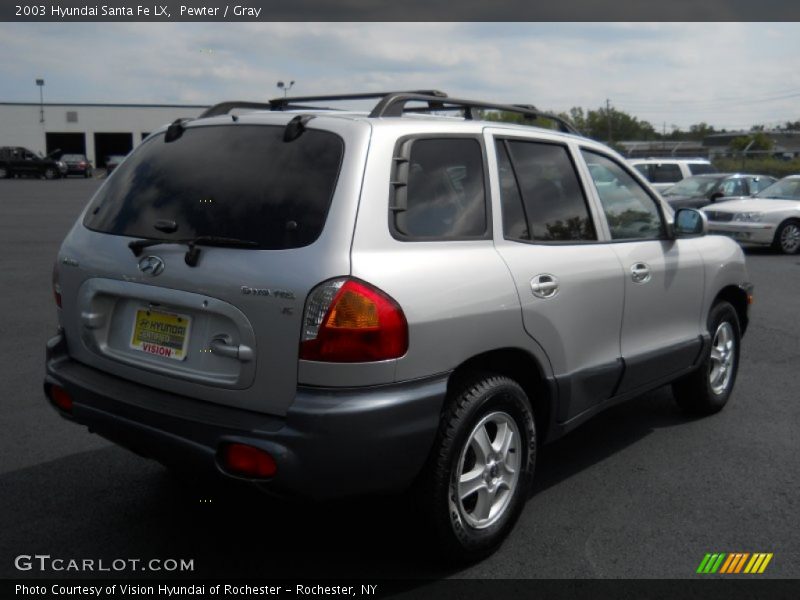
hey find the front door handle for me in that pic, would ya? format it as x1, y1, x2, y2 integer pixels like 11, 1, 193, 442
531, 274, 559, 299
209, 334, 253, 362
630, 262, 652, 283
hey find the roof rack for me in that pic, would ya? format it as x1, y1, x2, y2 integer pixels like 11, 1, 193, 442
268, 90, 448, 111
370, 93, 579, 134
199, 90, 580, 135
200, 91, 447, 118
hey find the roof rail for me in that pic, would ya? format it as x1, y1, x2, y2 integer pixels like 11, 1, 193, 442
199, 90, 580, 135
369, 93, 579, 134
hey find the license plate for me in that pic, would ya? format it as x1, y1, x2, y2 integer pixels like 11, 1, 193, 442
130, 308, 192, 361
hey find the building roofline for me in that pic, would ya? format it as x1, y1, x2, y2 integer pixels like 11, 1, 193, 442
0, 102, 209, 109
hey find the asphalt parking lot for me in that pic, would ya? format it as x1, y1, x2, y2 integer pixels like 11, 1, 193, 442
0, 178, 798, 582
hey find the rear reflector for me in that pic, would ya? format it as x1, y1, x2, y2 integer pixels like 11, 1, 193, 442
50, 385, 73, 413
219, 443, 277, 479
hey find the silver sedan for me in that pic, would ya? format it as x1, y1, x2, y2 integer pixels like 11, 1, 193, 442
702, 175, 800, 254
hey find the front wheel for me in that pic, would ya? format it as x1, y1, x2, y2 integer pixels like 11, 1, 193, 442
417, 373, 536, 562
43, 167, 57, 180
672, 301, 741, 415
0, 166, 8, 179
772, 219, 800, 255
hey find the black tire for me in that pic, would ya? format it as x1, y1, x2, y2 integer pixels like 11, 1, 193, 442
771, 219, 800, 255
0, 167, 8, 179
417, 373, 536, 563
672, 301, 741, 415
43, 167, 57, 180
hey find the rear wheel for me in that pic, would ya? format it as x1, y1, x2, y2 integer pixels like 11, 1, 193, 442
772, 219, 800, 255
672, 301, 740, 415
0, 166, 8, 178
417, 373, 536, 562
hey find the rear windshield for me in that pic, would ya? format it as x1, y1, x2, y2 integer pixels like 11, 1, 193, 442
84, 124, 344, 250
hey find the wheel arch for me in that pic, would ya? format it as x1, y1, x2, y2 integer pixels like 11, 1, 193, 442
774, 217, 800, 252
713, 285, 750, 335
446, 347, 555, 443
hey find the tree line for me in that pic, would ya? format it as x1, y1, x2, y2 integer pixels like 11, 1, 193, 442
480, 106, 800, 150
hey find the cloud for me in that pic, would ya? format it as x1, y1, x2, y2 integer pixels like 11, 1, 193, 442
0, 22, 798, 130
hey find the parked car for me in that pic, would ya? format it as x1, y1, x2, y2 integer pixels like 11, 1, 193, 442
703, 175, 800, 254
60, 154, 94, 178
0, 146, 64, 179
105, 154, 126, 175
628, 158, 717, 192
45, 91, 751, 561
661, 173, 777, 209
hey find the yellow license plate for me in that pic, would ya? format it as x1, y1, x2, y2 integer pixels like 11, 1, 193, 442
130, 309, 192, 361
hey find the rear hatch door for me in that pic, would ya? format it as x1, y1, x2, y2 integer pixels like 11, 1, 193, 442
57, 116, 370, 416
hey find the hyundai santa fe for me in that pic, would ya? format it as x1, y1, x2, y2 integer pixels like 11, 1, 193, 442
45, 91, 752, 561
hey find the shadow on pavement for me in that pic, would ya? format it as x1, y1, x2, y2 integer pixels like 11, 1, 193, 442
0, 386, 695, 581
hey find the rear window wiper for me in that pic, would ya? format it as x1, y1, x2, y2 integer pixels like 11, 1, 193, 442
128, 235, 259, 266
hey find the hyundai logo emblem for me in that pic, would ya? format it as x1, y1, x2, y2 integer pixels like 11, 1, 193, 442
138, 255, 165, 276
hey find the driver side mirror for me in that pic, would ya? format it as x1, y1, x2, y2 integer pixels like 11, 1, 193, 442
674, 208, 708, 237
709, 191, 724, 202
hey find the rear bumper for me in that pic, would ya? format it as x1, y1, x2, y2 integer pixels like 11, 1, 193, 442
44, 333, 447, 499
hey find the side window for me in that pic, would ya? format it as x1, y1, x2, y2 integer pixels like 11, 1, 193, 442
633, 163, 651, 180
496, 139, 596, 242
720, 178, 745, 197
689, 163, 716, 175
750, 177, 773, 194
495, 142, 529, 240
582, 150, 665, 241
393, 138, 487, 239
651, 163, 682, 184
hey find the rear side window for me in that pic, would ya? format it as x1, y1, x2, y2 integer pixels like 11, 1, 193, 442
496, 139, 596, 242
688, 162, 717, 175
651, 163, 682, 183
84, 124, 344, 250
392, 138, 487, 239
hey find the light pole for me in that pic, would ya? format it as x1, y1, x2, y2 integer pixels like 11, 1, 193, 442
36, 78, 45, 123
276, 80, 295, 97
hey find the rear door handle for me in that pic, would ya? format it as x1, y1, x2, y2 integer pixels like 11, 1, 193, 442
630, 262, 652, 283
531, 274, 559, 299
209, 334, 253, 362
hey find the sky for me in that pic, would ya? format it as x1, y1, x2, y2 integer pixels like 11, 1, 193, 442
1, 22, 799, 131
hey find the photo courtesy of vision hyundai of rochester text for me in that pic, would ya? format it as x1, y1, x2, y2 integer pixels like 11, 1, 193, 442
45, 91, 752, 561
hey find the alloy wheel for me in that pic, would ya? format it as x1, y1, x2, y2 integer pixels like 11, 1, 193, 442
452, 411, 521, 529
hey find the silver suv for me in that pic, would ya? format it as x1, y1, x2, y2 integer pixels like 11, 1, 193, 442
45, 91, 752, 561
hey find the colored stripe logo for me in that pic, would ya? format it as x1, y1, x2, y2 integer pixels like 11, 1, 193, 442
697, 553, 773, 574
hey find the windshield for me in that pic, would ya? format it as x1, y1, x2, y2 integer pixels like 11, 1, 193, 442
84, 124, 344, 249
61, 154, 83, 161
662, 175, 722, 197
755, 178, 800, 200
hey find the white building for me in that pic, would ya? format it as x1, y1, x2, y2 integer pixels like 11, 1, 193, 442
0, 102, 208, 167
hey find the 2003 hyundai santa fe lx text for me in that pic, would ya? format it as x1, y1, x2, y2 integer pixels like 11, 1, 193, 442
45, 90, 752, 561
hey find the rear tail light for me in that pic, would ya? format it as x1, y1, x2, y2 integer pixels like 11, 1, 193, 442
219, 443, 277, 478
300, 278, 408, 362
52, 262, 62, 308
50, 385, 73, 413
